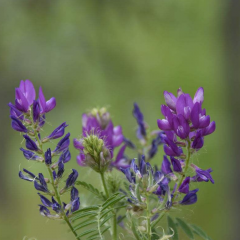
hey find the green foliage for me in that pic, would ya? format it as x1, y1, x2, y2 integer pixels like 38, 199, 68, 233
76, 181, 106, 201
176, 218, 194, 239
71, 193, 125, 240
190, 224, 212, 240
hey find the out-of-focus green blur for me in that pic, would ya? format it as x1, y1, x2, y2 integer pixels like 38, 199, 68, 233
0, 0, 239, 239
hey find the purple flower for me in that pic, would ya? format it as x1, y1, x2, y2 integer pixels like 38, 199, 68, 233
173, 115, 190, 139
38, 193, 52, 207
133, 103, 146, 139
15, 80, 36, 112
163, 137, 183, 157
178, 177, 190, 194
120, 167, 135, 183
71, 197, 80, 212
52, 197, 61, 213
170, 157, 182, 172
123, 137, 136, 149
148, 132, 164, 159
47, 122, 68, 140
39, 86, 56, 113
39, 205, 50, 217
191, 166, 214, 183
19, 168, 38, 182
9, 103, 24, 120
33, 100, 40, 122
34, 173, 49, 193
180, 189, 199, 205
54, 133, 70, 153
44, 148, 52, 165
23, 135, 39, 151
191, 102, 210, 129
161, 156, 172, 175
201, 121, 216, 136
59, 149, 71, 163
111, 144, 129, 169
65, 169, 78, 188
57, 161, 64, 178
20, 148, 41, 161
11, 116, 28, 133
163, 91, 177, 111
192, 130, 204, 149
193, 87, 204, 104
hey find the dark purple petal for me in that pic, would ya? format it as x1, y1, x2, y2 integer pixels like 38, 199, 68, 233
133, 103, 146, 138
45, 148, 52, 165
57, 161, 64, 178
59, 149, 71, 163
39, 205, 50, 216
77, 153, 86, 166
139, 155, 147, 175
73, 138, 84, 150
39, 114, 46, 127
33, 100, 40, 122
173, 115, 190, 139
52, 197, 61, 213
11, 116, 28, 133
65, 169, 78, 188
71, 187, 79, 201
54, 133, 70, 153
191, 102, 200, 128
120, 167, 133, 183
39, 87, 46, 113
48, 122, 68, 140
176, 94, 193, 117
20, 148, 40, 160
199, 115, 210, 128
23, 135, 39, 151
161, 156, 172, 174
170, 157, 182, 172
9, 102, 24, 120
180, 189, 199, 205
178, 177, 190, 194
71, 197, 80, 212
192, 131, 204, 149
38, 193, 52, 207
19, 170, 34, 182
195, 168, 214, 184
123, 137, 136, 149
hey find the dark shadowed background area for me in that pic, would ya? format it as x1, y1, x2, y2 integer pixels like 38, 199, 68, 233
0, 0, 239, 240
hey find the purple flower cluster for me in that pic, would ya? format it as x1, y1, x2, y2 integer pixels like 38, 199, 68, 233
156, 88, 216, 205
9, 80, 80, 219
73, 108, 127, 169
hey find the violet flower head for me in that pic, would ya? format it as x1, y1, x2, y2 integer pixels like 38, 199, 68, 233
59, 149, 71, 163
161, 156, 172, 175
65, 169, 78, 189
178, 177, 190, 194
33, 100, 40, 123
19, 168, 38, 182
20, 148, 42, 161
45, 148, 52, 165
170, 156, 182, 172
34, 173, 49, 193
191, 165, 214, 184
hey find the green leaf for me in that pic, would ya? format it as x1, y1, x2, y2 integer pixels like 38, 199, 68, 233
101, 226, 111, 235
176, 218, 194, 239
71, 211, 98, 222
131, 219, 141, 240
73, 219, 97, 231
100, 214, 114, 227
72, 205, 100, 215
167, 216, 178, 240
190, 224, 210, 240
77, 229, 98, 238
101, 194, 125, 211
76, 181, 106, 200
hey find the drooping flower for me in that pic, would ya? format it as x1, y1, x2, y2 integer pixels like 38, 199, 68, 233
54, 133, 70, 154
11, 116, 28, 133
179, 189, 199, 205
65, 169, 78, 189
133, 103, 146, 140
23, 135, 39, 151
20, 148, 42, 161
178, 177, 190, 194
44, 148, 52, 165
46, 122, 68, 140
34, 173, 49, 193
191, 165, 214, 183
19, 169, 38, 182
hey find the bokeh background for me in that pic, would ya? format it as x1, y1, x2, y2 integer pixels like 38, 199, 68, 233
0, 0, 239, 239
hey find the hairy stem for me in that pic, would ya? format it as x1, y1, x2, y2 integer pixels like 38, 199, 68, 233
146, 195, 151, 240
100, 172, 117, 240
33, 123, 79, 240
151, 138, 192, 228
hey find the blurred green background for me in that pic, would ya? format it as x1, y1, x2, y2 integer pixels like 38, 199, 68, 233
0, 0, 239, 239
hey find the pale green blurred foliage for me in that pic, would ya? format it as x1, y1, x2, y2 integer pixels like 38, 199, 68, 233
0, 0, 234, 239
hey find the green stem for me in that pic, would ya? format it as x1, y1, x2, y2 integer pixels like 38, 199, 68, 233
33, 125, 79, 240
146, 195, 151, 240
100, 172, 117, 240
151, 138, 192, 228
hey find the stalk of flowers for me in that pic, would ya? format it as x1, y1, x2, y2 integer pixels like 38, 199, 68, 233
120, 156, 171, 240
9, 80, 80, 240
123, 103, 165, 162
151, 87, 216, 226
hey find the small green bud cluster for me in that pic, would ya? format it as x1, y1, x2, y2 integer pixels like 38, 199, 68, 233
82, 134, 112, 173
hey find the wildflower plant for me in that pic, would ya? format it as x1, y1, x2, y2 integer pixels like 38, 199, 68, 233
9, 80, 216, 240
